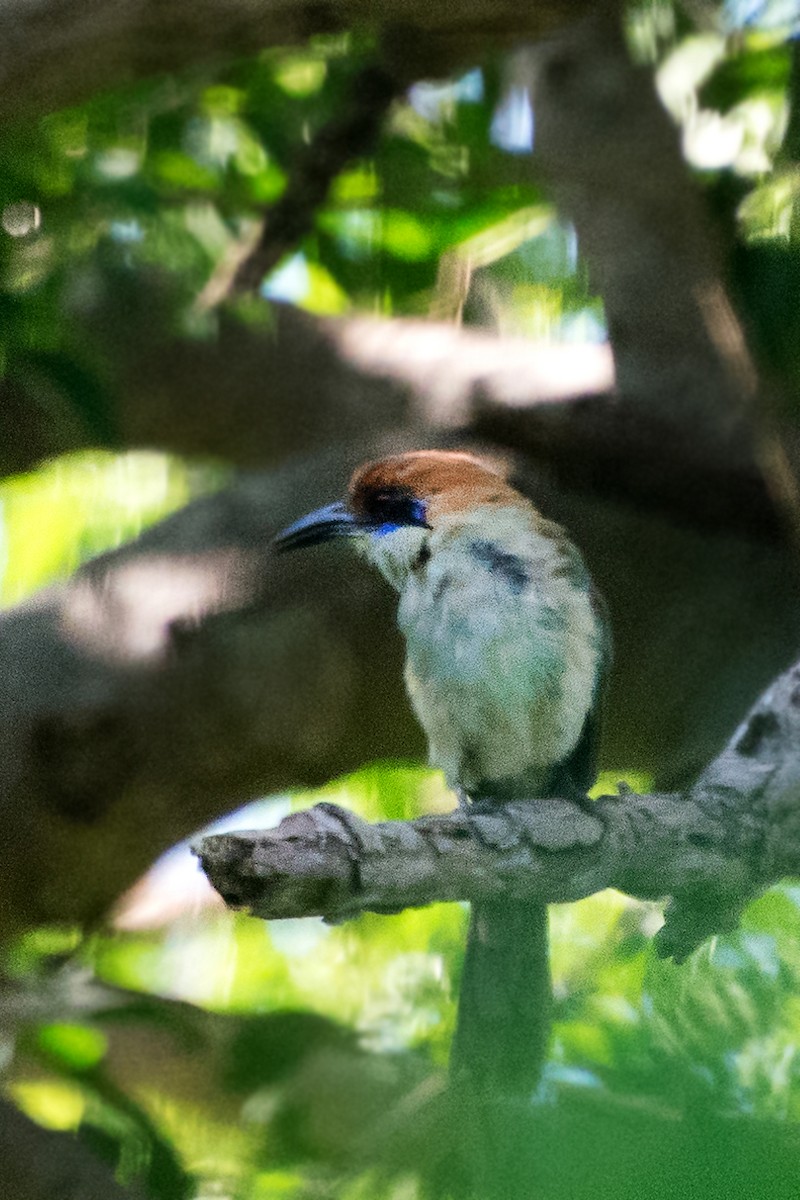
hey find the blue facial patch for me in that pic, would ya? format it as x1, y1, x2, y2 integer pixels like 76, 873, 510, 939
368, 496, 429, 535
409, 498, 428, 526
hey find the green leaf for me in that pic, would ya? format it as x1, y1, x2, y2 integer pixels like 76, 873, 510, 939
36, 1023, 108, 1072
150, 150, 220, 192
700, 42, 791, 113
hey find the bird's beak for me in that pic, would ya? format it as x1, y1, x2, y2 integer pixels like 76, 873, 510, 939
274, 500, 361, 552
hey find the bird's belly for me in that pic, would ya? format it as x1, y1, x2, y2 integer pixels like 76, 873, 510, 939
402, 601, 591, 796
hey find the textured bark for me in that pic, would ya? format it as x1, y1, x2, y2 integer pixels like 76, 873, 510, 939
197, 654, 800, 962
0, 435, 797, 939
0, 0, 796, 953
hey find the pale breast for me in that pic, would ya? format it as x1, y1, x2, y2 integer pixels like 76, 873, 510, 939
397, 520, 604, 797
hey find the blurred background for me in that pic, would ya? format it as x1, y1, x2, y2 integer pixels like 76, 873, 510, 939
3, 0, 800, 1197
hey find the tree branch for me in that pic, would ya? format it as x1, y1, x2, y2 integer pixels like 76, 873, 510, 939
196, 654, 800, 962
1, 295, 616, 479
225, 64, 405, 298
9, 287, 776, 542
0, 0, 594, 129
0, 419, 797, 939
528, 10, 758, 449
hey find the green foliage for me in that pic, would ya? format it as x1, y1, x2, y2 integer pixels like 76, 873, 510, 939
0, 36, 598, 448
10, 851, 800, 1196
0, 0, 797, 454
8, 754, 800, 1197
0, 451, 197, 602
2, 2, 800, 1197
699, 40, 791, 114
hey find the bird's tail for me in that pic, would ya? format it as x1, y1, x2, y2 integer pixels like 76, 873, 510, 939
450, 897, 550, 1097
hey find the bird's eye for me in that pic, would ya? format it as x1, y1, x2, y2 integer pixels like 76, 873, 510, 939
365, 487, 428, 530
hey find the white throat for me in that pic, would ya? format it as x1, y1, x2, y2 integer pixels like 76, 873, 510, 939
356, 524, 429, 592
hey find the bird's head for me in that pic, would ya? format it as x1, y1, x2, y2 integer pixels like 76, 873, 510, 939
275, 450, 526, 590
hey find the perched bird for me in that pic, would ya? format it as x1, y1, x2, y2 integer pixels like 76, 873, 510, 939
276, 450, 609, 1095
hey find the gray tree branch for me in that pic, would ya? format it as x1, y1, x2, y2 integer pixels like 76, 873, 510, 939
196, 655, 800, 962
0, 422, 797, 941
1, 296, 616, 479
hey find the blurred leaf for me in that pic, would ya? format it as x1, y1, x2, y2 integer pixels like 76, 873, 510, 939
300, 261, 350, 314
77, 1076, 195, 1200
36, 1022, 108, 1072
273, 56, 328, 98
318, 208, 438, 262
700, 42, 791, 113
0, 451, 194, 603
12, 1080, 86, 1130
5, 924, 84, 974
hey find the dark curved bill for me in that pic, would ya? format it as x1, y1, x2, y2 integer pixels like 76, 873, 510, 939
274, 501, 361, 551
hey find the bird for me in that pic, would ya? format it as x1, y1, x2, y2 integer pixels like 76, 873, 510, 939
275, 449, 610, 1096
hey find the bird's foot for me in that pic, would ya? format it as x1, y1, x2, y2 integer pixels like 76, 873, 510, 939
570, 791, 597, 816
457, 790, 502, 815
455, 788, 473, 812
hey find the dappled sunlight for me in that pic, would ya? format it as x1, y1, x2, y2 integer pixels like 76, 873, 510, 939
58, 549, 254, 664
655, 26, 789, 176
11, 1079, 86, 1132
336, 317, 614, 426
0, 449, 245, 666
0, 451, 198, 605
1, 4, 800, 1197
